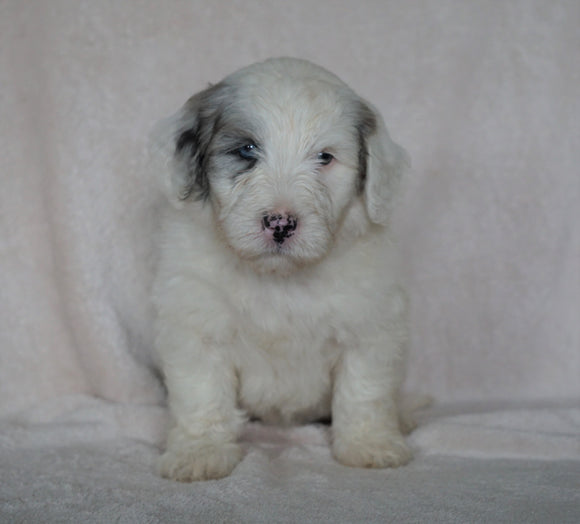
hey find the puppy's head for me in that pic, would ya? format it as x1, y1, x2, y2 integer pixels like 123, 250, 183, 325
158, 58, 408, 274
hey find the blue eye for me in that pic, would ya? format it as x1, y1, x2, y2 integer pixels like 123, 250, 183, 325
238, 143, 258, 160
317, 152, 334, 165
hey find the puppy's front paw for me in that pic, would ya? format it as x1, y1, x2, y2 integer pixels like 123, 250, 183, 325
332, 431, 412, 469
159, 429, 242, 482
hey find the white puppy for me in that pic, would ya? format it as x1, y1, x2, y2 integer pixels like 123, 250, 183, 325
152, 57, 412, 482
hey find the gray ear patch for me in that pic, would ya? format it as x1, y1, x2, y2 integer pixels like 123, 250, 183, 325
175, 124, 210, 201
173, 82, 235, 202
356, 99, 408, 225
355, 102, 378, 195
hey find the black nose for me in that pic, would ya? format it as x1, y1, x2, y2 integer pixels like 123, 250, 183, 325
262, 213, 298, 244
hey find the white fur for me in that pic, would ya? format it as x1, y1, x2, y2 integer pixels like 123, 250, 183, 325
152, 58, 412, 481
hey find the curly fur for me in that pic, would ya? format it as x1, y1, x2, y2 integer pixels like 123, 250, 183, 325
151, 57, 412, 481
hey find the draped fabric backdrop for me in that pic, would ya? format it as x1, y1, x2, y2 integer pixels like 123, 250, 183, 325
1, 1, 578, 522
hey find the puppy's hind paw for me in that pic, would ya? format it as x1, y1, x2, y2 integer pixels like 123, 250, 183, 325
332, 432, 412, 469
159, 437, 243, 482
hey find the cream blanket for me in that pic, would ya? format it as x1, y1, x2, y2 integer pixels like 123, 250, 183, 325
1, 1, 578, 521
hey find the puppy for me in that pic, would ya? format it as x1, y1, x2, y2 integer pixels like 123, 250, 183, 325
152, 57, 412, 481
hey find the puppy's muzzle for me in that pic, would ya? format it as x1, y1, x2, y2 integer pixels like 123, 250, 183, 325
262, 212, 297, 245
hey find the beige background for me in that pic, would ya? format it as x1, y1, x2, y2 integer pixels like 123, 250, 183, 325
1, 0, 578, 415
1, 2, 579, 521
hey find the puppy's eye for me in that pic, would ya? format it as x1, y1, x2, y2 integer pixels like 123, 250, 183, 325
237, 143, 258, 160
317, 152, 334, 166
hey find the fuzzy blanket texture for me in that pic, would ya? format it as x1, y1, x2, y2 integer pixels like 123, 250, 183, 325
1, 1, 579, 522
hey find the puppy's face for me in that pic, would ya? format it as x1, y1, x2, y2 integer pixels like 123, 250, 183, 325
163, 59, 406, 274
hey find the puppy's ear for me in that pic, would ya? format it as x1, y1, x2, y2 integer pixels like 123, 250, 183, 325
150, 83, 227, 208
358, 101, 409, 225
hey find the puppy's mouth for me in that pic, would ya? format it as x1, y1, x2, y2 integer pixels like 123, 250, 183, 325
258, 239, 299, 259
237, 234, 317, 276
231, 235, 328, 276
247, 251, 306, 276
220, 211, 331, 274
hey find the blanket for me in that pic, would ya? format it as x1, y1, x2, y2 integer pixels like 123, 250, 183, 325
1, 1, 578, 522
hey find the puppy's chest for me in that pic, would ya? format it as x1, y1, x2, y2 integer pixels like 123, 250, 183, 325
236, 277, 333, 335
230, 288, 337, 424
233, 327, 336, 424
234, 296, 333, 358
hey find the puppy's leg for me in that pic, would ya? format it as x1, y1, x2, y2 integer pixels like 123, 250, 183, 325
331, 343, 412, 469
157, 340, 245, 482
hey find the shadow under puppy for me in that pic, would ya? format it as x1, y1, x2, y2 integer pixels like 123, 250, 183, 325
152, 57, 413, 482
